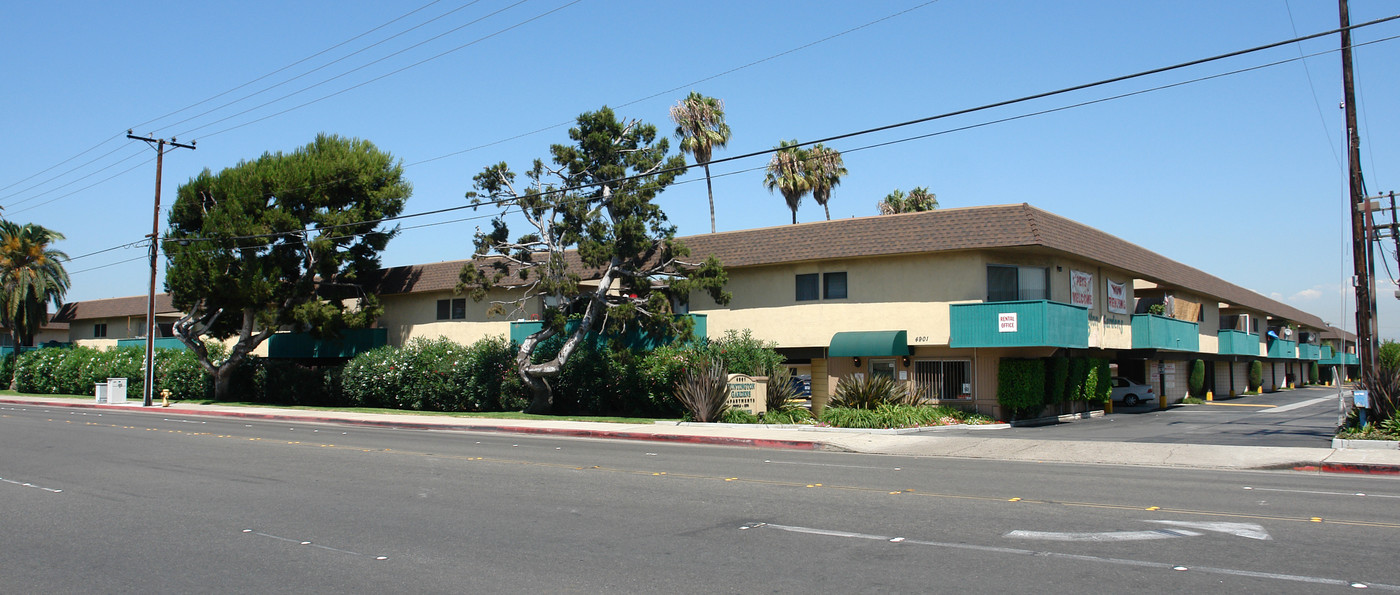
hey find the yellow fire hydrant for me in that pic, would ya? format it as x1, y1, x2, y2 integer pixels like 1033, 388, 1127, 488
160, 388, 171, 407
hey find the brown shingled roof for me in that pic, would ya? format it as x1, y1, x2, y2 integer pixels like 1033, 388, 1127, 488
52, 293, 178, 322
678, 203, 1331, 329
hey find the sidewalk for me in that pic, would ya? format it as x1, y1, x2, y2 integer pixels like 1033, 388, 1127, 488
4, 395, 1398, 475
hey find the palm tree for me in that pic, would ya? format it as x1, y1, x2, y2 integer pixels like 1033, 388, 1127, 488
764, 140, 810, 225
878, 186, 939, 214
670, 92, 731, 233
807, 144, 846, 221
0, 221, 70, 390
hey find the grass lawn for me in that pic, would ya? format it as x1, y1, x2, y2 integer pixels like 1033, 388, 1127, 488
0, 390, 669, 424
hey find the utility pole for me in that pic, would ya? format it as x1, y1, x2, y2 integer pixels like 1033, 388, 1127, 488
1340, 0, 1376, 391
127, 131, 195, 407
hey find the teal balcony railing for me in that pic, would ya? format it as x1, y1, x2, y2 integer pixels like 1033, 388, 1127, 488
949, 300, 1089, 349
1216, 330, 1259, 356
1131, 314, 1200, 351
1320, 346, 1359, 366
509, 314, 707, 350
1297, 343, 1321, 360
268, 328, 387, 359
116, 337, 187, 350
1266, 338, 1297, 359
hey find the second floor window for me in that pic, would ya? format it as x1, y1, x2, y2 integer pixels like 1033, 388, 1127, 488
987, 265, 1048, 302
94, 323, 107, 338
823, 272, 847, 299
436, 298, 466, 320
796, 274, 819, 301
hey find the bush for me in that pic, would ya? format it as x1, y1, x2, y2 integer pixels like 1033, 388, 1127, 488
1248, 360, 1263, 391
1086, 358, 1111, 403
1308, 362, 1319, 385
674, 357, 729, 422
819, 404, 992, 429
997, 358, 1045, 419
704, 329, 784, 377
1188, 359, 1205, 397
340, 336, 529, 412
1046, 356, 1069, 403
830, 374, 901, 410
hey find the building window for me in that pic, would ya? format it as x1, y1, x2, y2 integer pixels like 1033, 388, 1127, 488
913, 360, 972, 400
987, 264, 1048, 302
94, 323, 107, 338
436, 298, 466, 320
823, 272, 847, 300
870, 359, 896, 381
796, 274, 819, 301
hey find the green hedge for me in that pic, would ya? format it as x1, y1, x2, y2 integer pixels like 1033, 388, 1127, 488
340, 336, 527, 412
997, 358, 1045, 419
13, 346, 206, 399
1248, 360, 1263, 391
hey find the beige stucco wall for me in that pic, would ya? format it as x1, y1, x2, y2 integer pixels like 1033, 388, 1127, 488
377, 288, 533, 347
691, 253, 983, 349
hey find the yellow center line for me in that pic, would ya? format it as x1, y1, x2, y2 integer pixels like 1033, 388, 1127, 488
1202, 402, 1276, 408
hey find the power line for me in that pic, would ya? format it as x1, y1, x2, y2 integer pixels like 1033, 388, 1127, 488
0, 144, 143, 205
0, 1, 452, 199
151, 0, 488, 137
136, 0, 453, 134
180, 0, 556, 139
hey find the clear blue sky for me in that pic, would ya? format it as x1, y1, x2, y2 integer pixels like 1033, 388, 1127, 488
4, 1, 1399, 338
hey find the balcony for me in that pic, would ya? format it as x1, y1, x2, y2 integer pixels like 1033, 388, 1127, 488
267, 328, 387, 359
949, 300, 1089, 349
116, 337, 187, 350
1297, 343, 1321, 360
1266, 338, 1297, 359
1216, 330, 1259, 356
509, 314, 707, 350
1320, 346, 1360, 366
1130, 314, 1200, 352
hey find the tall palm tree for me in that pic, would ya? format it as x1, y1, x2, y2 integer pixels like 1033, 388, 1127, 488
670, 92, 731, 233
806, 144, 846, 221
878, 186, 939, 214
764, 140, 810, 225
0, 221, 69, 390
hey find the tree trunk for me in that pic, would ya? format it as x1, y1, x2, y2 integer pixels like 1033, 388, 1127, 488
791, 209, 797, 225
213, 364, 235, 401
704, 163, 716, 234
823, 203, 830, 220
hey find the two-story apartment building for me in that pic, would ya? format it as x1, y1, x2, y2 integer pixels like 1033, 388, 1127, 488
51, 203, 1346, 419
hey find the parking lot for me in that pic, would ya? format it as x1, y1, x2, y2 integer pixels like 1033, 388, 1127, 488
962, 386, 1344, 448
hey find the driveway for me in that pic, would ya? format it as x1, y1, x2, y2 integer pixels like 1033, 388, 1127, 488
983, 386, 1343, 448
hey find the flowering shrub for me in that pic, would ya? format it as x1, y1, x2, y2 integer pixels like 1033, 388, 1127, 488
14, 345, 209, 399
339, 336, 528, 412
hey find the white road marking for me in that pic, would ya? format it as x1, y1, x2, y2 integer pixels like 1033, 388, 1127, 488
1259, 396, 1336, 414
0, 477, 62, 493
1005, 529, 1201, 542
241, 529, 387, 560
1147, 521, 1271, 540
762, 459, 903, 471
1245, 486, 1400, 499
743, 521, 1400, 591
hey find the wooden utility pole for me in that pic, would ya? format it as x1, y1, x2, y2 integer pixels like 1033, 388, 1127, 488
127, 131, 195, 407
1340, 0, 1376, 388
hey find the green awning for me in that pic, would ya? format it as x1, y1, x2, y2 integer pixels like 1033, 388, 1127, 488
828, 330, 910, 357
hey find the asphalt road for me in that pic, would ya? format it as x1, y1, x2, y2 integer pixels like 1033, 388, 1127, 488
951, 386, 1345, 448
2, 401, 1397, 593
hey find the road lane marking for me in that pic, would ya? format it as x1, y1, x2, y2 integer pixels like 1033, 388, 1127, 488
1259, 396, 1337, 414
744, 521, 1400, 591
0, 477, 62, 493
1147, 521, 1271, 540
762, 459, 903, 471
1244, 486, 1400, 499
241, 529, 387, 560
1202, 403, 1276, 408
1005, 529, 1203, 541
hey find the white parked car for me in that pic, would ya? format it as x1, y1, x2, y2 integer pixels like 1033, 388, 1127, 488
1110, 377, 1154, 407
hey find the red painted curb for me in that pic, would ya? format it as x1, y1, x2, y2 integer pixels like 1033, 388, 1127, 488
0, 398, 823, 451
1292, 463, 1400, 476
